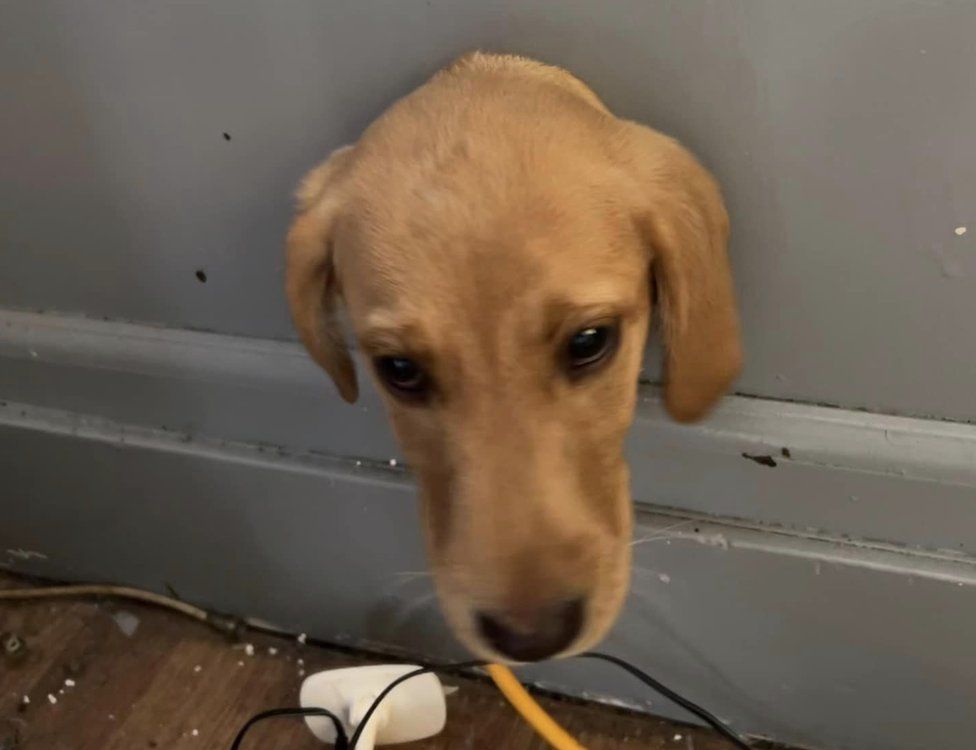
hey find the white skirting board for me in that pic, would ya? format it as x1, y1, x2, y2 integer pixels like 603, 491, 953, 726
3, 309, 976, 750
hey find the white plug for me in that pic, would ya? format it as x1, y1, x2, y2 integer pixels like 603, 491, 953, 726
300, 664, 448, 750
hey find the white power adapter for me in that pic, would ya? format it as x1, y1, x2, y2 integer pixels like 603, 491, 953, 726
300, 664, 448, 750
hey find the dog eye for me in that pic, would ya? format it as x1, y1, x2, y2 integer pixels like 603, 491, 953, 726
374, 356, 429, 397
566, 324, 618, 373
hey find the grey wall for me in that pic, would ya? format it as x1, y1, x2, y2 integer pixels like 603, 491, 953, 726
3, 3, 976, 750
2, 0, 974, 420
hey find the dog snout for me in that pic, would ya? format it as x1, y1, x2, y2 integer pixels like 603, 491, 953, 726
476, 597, 585, 662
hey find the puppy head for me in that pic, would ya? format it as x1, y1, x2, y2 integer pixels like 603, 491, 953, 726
287, 97, 739, 662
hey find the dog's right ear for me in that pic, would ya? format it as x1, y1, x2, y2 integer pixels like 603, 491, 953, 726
285, 145, 359, 403
618, 125, 742, 423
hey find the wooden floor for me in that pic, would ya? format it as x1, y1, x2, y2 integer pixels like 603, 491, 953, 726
1, 583, 759, 750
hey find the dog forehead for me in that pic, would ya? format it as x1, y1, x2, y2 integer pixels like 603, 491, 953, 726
343, 200, 639, 304
336, 140, 645, 340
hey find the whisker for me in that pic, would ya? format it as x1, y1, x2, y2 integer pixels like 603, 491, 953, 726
630, 519, 693, 547
392, 571, 432, 580
389, 591, 439, 628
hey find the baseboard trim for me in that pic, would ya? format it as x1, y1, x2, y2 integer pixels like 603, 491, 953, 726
3, 308, 976, 554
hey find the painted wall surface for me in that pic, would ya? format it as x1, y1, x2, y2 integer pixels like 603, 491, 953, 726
2, 0, 974, 421
3, 4, 976, 750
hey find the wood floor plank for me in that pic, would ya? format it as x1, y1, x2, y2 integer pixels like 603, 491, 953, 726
2, 579, 766, 750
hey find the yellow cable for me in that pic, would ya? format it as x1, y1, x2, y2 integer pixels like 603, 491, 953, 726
486, 664, 588, 750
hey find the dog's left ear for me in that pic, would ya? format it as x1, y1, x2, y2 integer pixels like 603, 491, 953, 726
620, 125, 742, 422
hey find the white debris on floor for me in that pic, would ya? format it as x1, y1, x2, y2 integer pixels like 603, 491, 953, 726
112, 610, 141, 637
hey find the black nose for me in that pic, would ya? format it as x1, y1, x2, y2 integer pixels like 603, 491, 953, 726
476, 598, 585, 662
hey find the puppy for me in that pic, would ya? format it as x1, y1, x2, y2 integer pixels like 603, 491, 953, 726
286, 52, 741, 662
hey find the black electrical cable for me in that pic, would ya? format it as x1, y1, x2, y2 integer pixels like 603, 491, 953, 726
580, 652, 752, 750
347, 660, 484, 747
229, 706, 349, 750
229, 653, 753, 750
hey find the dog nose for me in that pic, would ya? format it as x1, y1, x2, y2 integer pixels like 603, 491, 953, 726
476, 598, 585, 662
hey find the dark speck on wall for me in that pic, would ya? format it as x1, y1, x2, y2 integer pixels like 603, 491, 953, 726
195, 270, 207, 283
781, 447, 792, 459
222, 132, 231, 141
742, 452, 777, 468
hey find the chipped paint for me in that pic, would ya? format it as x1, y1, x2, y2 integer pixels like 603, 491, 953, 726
742, 452, 777, 468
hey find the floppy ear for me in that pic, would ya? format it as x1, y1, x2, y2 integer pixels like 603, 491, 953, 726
285, 145, 359, 403
623, 126, 742, 422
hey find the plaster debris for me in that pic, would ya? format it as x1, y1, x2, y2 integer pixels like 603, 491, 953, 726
193, 665, 202, 673
267, 647, 278, 656
658, 573, 671, 584
191, 729, 199, 737
955, 226, 967, 236
297, 633, 307, 645
298, 669, 306, 678
674, 734, 683, 742
697, 533, 729, 551
112, 610, 140, 638
108, 714, 115, 721
297, 658, 304, 666
64, 679, 75, 688
244, 643, 255, 657
388, 458, 398, 467
47, 694, 57, 705
237, 660, 244, 667
21, 696, 29, 706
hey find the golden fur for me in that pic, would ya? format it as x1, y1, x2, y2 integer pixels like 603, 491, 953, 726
286, 53, 741, 660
